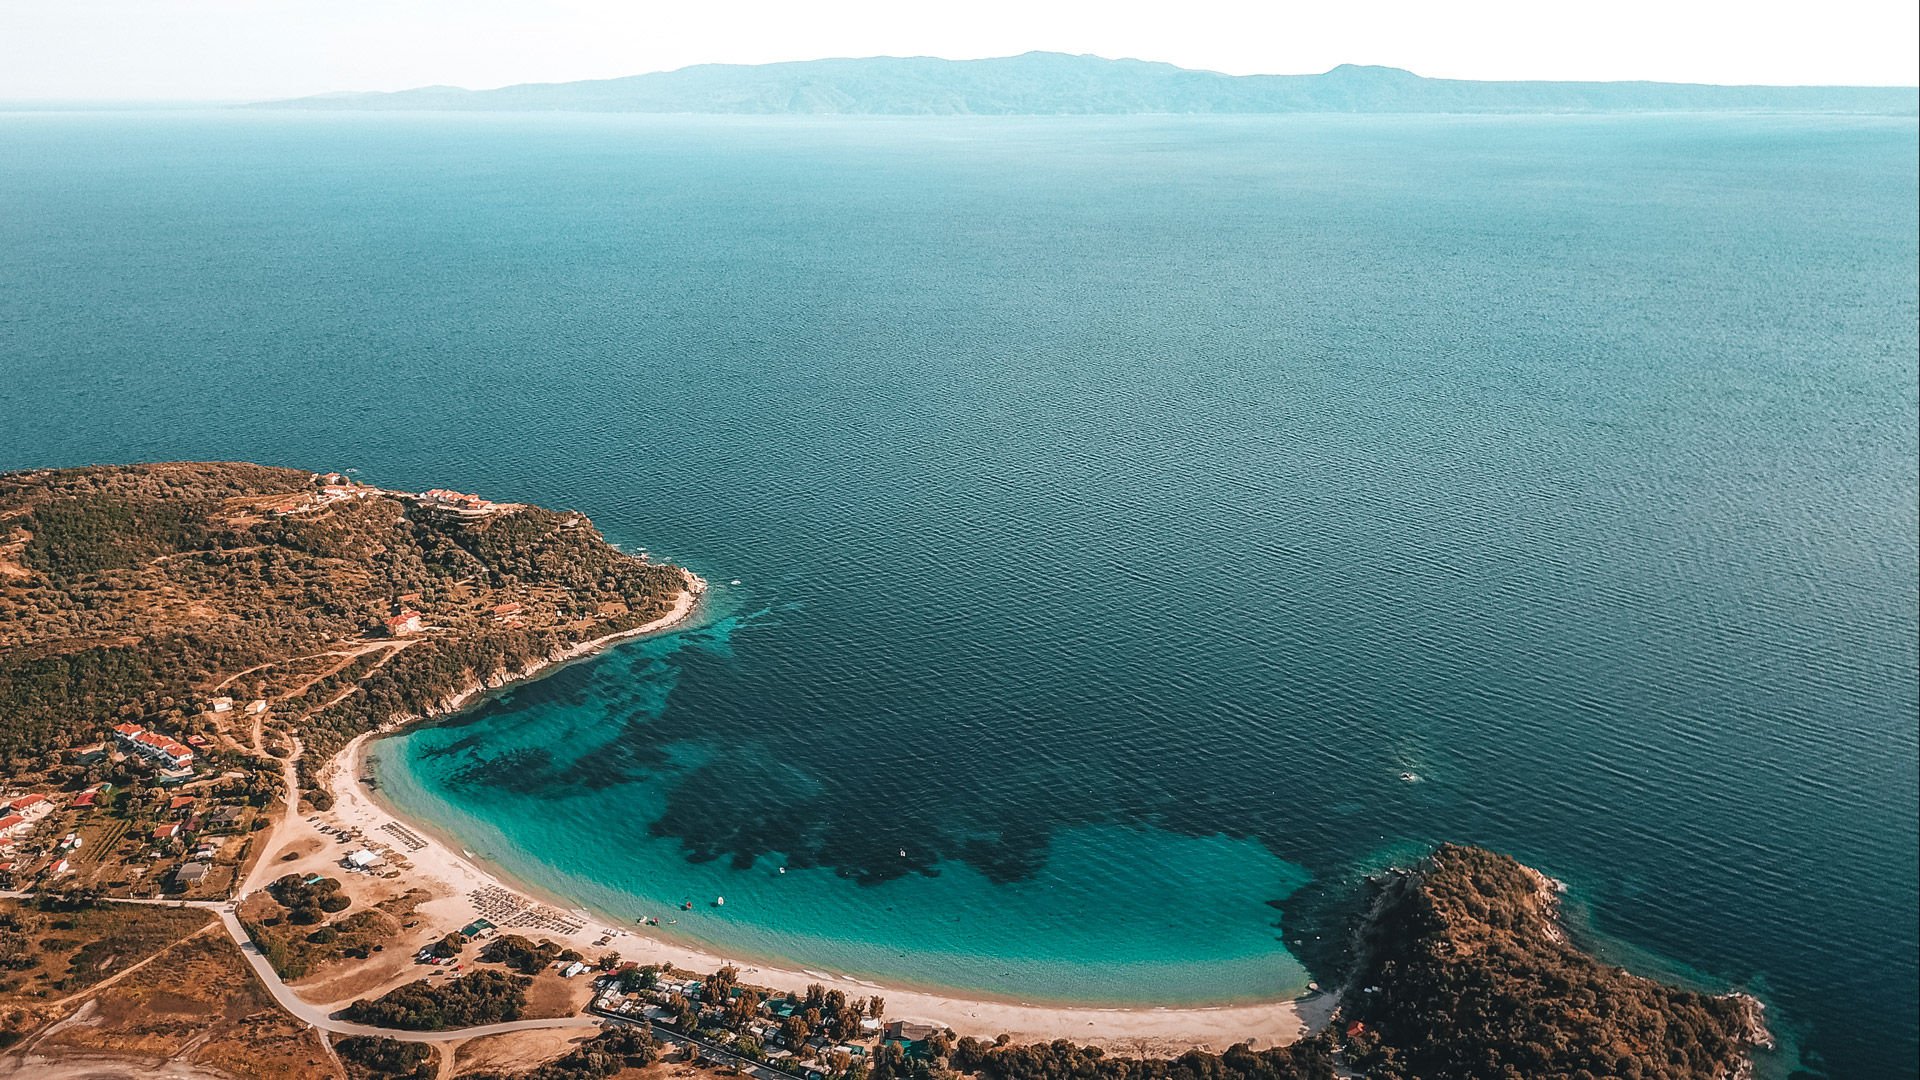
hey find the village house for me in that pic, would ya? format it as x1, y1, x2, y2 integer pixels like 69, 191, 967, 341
113, 723, 195, 771
210, 697, 233, 713
0, 814, 28, 839
173, 861, 210, 888
385, 610, 424, 637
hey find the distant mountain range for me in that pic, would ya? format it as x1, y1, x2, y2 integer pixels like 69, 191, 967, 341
254, 52, 1917, 115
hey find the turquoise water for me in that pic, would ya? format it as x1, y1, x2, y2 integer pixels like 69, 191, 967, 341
0, 111, 1914, 1076
369, 625, 1315, 1003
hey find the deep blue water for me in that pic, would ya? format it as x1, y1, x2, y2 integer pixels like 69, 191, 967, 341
1, 111, 1914, 1077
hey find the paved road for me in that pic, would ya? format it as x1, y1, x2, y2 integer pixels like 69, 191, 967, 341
606, 1013, 805, 1080
211, 907, 605, 1042
3, 888, 609, 1045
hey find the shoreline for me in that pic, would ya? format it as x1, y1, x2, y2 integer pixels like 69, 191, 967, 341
328, 736, 1332, 1050
299, 575, 1333, 1051
422, 571, 711, 720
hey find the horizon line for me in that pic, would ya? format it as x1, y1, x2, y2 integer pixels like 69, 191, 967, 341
6, 51, 1919, 104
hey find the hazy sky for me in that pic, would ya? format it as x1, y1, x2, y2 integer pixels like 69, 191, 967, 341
2, 0, 1915, 101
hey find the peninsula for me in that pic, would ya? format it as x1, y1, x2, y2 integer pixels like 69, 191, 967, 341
251, 52, 1920, 115
0, 463, 1769, 1079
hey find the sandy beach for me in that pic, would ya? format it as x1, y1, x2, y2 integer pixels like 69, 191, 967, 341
270, 576, 1332, 1054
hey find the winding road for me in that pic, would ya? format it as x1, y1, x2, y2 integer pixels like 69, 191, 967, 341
0, 887, 610, 1045
213, 909, 603, 1043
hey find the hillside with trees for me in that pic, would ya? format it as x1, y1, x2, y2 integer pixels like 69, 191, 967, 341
1334, 845, 1768, 1080
0, 462, 692, 796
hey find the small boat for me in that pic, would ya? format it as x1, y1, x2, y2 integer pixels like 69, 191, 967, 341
899, 849, 907, 857
713, 896, 725, 907
731, 579, 742, 586
680, 900, 693, 911
778, 867, 787, 875
1400, 771, 1419, 783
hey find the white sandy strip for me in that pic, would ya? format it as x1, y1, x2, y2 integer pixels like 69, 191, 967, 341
431, 581, 705, 717
310, 584, 1330, 1052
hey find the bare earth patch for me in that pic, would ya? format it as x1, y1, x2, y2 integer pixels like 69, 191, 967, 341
28, 931, 335, 1080
451, 1028, 597, 1076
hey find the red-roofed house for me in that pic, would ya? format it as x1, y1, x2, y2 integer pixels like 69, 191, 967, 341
168, 795, 197, 812
152, 822, 180, 841
135, 732, 194, 770
114, 725, 194, 770
7, 794, 46, 814
71, 790, 99, 808
385, 610, 424, 637
0, 814, 27, 838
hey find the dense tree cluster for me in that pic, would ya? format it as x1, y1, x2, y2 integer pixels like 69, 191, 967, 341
948, 1036, 1338, 1080
1336, 845, 1764, 1080
757, 981, 885, 1048
336, 1035, 436, 1080
267, 873, 352, 924
480, 933, 581, 974
342, 969, 529, 1030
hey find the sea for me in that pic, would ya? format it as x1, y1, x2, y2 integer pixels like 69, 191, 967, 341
0, 110, 1913, 1078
